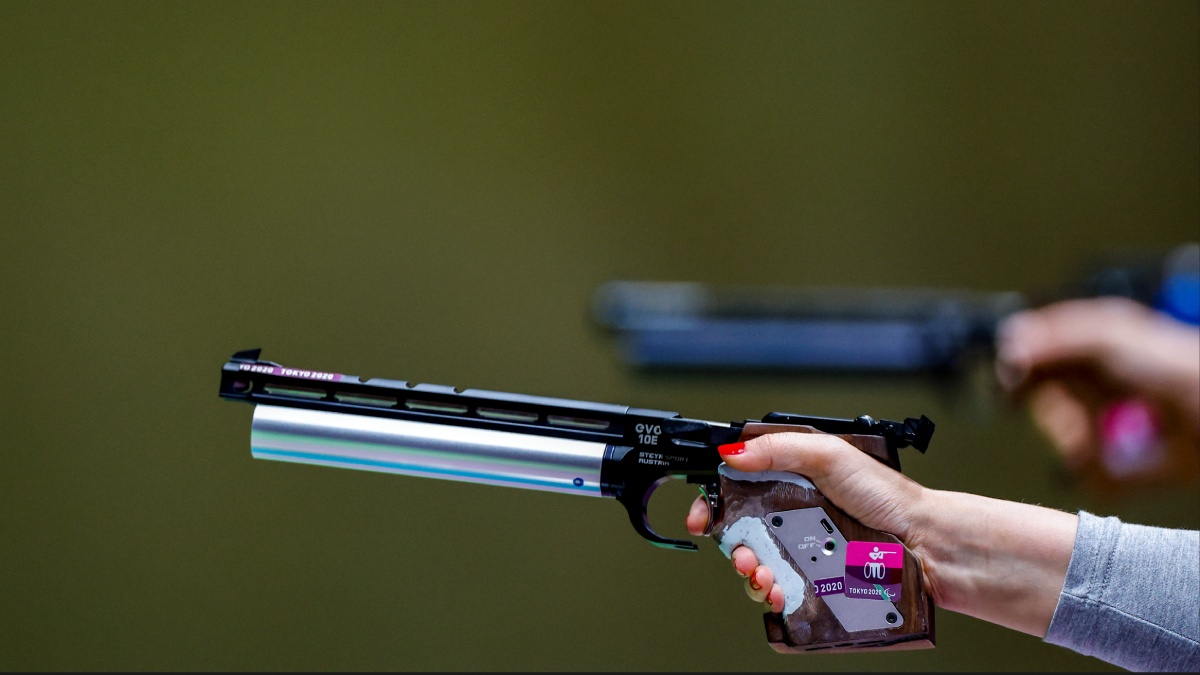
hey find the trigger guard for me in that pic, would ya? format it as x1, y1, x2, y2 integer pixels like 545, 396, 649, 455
618, 477, 699, 551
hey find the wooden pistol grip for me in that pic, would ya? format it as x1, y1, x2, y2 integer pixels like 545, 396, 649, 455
711, 425, 934, 653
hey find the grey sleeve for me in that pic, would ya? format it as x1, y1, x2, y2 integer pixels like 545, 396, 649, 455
1045, 511, 1199, 672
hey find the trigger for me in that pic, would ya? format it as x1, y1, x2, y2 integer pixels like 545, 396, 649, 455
698, 481, 721, 536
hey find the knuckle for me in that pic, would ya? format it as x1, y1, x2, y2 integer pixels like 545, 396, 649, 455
752, 432, 785, 457
805, 436, 846, 474
1095, 296, 1146, 317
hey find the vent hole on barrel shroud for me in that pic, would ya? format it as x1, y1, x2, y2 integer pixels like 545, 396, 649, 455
334, 392, 398, 407
477, 408, 539, 423
263, 384, 327, 400
547, 415, 610, 431
405, 399, 468, 415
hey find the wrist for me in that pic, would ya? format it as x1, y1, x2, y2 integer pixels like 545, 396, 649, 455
902, 488, 1079, 637
903, 487, 956, 611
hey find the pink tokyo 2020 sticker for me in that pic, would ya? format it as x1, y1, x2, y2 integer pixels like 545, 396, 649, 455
844, 541, 903, 602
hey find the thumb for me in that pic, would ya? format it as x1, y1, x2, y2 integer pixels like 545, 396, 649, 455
720, 432, 923, 537
721, 432, 867, 483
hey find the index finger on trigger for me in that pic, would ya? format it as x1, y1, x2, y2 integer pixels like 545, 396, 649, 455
686, 495, 710, 536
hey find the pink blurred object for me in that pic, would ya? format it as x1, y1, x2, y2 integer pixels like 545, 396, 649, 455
1100, 399, 1166, 479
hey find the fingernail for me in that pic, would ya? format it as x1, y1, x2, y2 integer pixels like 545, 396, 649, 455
996, 317, 1031, 366
995, 359, 1028, 392
749, 570, 762, 591
718, 442, 746, 457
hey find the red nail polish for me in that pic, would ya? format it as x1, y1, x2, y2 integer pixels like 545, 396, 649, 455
718, 442, 746, 456
749, 571, 762, 591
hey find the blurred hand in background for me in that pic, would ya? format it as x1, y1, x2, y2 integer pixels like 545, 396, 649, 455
995, 297, 1200, 488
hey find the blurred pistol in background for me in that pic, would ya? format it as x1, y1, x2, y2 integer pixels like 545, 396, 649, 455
220, 349, 936, 653
591, 243, 1200, 490
591, 243, 1199, 375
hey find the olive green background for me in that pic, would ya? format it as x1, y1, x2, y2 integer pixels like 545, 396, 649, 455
1, 1, 1197, 671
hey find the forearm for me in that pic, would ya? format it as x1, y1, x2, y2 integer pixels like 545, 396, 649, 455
1044, 513, 1200, 671
907, 488, 1079, 637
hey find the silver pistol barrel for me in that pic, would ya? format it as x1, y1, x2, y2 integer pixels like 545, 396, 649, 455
250, 405, 609, 496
